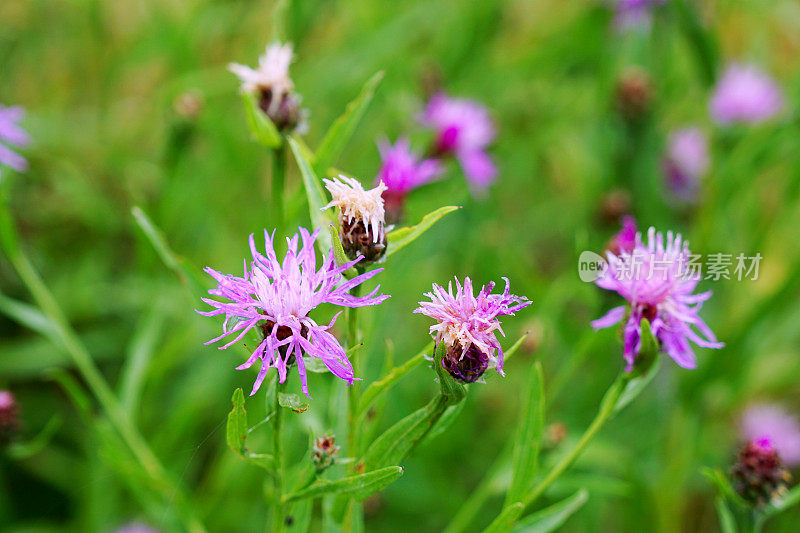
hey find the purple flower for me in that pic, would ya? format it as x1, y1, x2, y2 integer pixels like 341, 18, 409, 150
741, 404, 800, 467
710, 64, 784, 125
591, 227, 724, 371
607, 215, 637, 255
0, 104, 30, 173
415, 277, 531, 381
614, 0, 665, 31
198, 228, 389, 397
419, 93, 497, 189
115, 524, 159, 533
375, 137, 442, 223
663, 127, 709, 202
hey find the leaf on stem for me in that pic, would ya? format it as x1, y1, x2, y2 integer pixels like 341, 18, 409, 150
279, 392, 310, 414
227, 388, 248, 455
282, 466, 403, 503
288, 136, 334, 254
506, 361, 545, 505
241, 92, 282, 148
511, 489, 589, 533
386, 206, 461, 258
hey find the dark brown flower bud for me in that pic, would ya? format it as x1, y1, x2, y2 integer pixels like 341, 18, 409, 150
615, 68, 653, 122
442, 342, 489, 383
731, 439, 791, 506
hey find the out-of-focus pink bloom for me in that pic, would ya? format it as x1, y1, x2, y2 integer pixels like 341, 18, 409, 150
614, 0, 665, 31
198, 228, 389, 397
710, 64, 784, 124
415, 277, 530, 382
741, 404, 800, 467
606, 215, 637, 255
374, 137, 442, 223
592, 227, 724, 371
663, 127, 709, 202
419, 93, 497, 190
0, 104, 30, 173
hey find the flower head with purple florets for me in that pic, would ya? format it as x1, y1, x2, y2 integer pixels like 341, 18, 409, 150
663, 127, 709, 203
419, 93, 497, 190
591, 227, 724, 371
415, 277, 531, 383
606, 215, 637, 256
375, 137, 442, 223
741, 404, 800, 468
198, 228, 389, 397
710, 64, 784, 125
0, 104, 30, 174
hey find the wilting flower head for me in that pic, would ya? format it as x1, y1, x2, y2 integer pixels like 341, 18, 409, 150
415, 277, 531, 382
663, 127, 709, 202
0, 390, 19, 445
741, 404, 800, 467
229, 42, 305, 132
0, 105, 30, 174
419, 93, 497, 189
606, 215, 637, 256
323, 175, 388, 264
198, 228, 389, 397
375, 137, 442, 223
710, 64, 784, 125
731, 439, 791, 506
591, 227, 724, 371
614, 0, 665, 31
312, 434, 340, 471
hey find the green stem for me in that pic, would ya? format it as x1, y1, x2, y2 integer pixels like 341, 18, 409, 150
346, 283, 362, 531
0, 194, 205, 532
272, 378, 287, 533
521, 375, 626, 509
272, 144, 286, 228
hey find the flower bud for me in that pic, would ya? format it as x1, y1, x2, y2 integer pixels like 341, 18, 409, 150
615, 68, 653, 122
0, 391, 19, 446
731, 439, 791, 506
441, 342, 490, 383
312, 434, 340, 471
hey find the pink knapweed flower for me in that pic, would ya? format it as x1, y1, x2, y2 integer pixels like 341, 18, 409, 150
710, 64, 784, 124
415, 277, 530, 382
663, 127, 709, 202
0, 104, 30, 173
375, 137, 442, 223
741, 404, 800, 467
591, 227, 723, 371
419, 93, 497, 190
607, 215, 638, 255
198, 228, 389, 397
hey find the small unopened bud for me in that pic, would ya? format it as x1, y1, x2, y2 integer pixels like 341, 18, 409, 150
259, 89, 304, 132
323, 175, 388, 265
731, 439, 791, 506
313, 434, 340, 471
598, 189, 632, 225
0, 391, 19, 446
615, 68, 653, 122
544, 422, 568, 448
173, 90, 204, 120
442, 342, 489, 383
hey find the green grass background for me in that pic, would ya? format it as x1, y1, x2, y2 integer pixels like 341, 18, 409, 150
2, 0, 800, 531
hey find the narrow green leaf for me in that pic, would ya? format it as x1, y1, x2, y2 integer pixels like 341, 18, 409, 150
282, 466, 403, 503
227, 388, 248, 455
506, 362, 545, 505
362, 395, 448, 471
511, 489, 589, 533
358, 341, 433, 418
614, 352, 661, 414
483, 502, 524, 533
314, 71, 384, 176
241, 92, 282, 148
0, 291, 55, 339
131, 206, 206, 299
702, 467, 749, 509
0, 193, 20, 257
245, 452, 276, 471
279, 392, 310, 413
422, 400, 466, 445
502, 333, 529, 365
288, 136, 333, 254
671, 0, 718, 87
119, 307, 165, 419
760, 480, 800, 519
714, 497, 738, 533
386, 206, 461, 257
327, 224, 358, 278
285, 499, 313, 533
7, 414, 63, 460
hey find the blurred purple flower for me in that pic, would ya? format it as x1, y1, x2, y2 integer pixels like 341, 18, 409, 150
115, 524, 159, 533
0, 104, 30, 173
415, 277, 530, 381
375, 137, 442, 223
663, 127, 709, 202
614, 0, 665, 31
710, 64, 784, 124
607, 215, 637, 255
591, 227, 724, 371
198, 228, 389, 397
419, 93, 497, 190
741, 404, 800, 467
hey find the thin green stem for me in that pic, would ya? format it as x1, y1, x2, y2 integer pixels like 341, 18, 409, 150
272, 144, 286, 228
271, 378, 287, 533
0, 195, 205, 533
521, 376, 625, 509
345, 282, 362, 532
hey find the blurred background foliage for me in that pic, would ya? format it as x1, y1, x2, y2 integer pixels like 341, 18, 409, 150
2, 0, 800, 531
